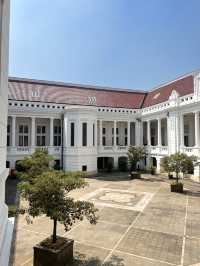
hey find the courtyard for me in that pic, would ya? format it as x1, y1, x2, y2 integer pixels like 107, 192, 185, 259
9, 173, 200, 266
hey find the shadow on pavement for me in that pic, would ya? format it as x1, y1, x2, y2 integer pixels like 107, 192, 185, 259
68, 253, 124, 266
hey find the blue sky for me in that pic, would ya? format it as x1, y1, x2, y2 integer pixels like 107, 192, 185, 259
9, 0, 200, 90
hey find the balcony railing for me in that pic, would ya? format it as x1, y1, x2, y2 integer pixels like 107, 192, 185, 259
7, 146, 62, 155
98, 145, 128, 153
146, 145, 168, 155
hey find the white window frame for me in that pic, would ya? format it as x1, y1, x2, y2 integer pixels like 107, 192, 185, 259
18, 124, 29, 146
36, 125, 46, 146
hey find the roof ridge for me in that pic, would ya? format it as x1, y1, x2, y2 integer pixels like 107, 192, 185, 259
8, 76, 146, 95
147, 68, 199, 92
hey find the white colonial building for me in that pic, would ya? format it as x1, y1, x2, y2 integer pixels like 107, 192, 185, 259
6, 69, 200, 181
0, 1, 12, 265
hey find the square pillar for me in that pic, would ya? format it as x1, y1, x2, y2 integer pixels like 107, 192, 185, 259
180, 114, 184, 147
127, 121, 130, 146
50, 118, 54, 146
195, 111, 200, 148
113, 120, 117, 146
158, 118, 161, 146
147, 120, 151, 146
95, 120, 98, 147
31, 117, 35, 147
11, 116, 16, 147
99, 120, 102, 146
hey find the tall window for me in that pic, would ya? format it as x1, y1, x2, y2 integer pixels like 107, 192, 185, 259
116, 128, 119, 145
116, 137, 119, 146
7, 124, 11, 146
70, 122, 75, 146
36, 125, 46, 146
18, 125, 29, 146
125, 128, 128, 146
82, 123, 87, 146
93, 123, 95, 146
54, 125, 61, 146
125, 137, 128, 146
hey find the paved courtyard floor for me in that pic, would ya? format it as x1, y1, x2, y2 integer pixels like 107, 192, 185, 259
9, 173, 200, 266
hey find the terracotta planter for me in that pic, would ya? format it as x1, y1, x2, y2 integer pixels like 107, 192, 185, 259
170, 183, 183, 193
34, 237, 74, 266
130, 172, 141, 179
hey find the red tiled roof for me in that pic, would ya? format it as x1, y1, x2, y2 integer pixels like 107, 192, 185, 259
8, 78, 146, 109
142, 75, 194, 108
8, 74, 194, 109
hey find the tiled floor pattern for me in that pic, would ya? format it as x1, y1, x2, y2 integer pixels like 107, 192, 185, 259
9, 174, 200, 266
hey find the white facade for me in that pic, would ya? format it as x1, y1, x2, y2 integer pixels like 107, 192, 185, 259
0, 1, 13, 266
6, 70, 200, 182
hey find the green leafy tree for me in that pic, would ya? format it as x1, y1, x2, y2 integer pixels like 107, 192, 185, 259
161, 152, 197, 182
17, 149, 98, 244
16, 148, 53, 182
19, 170, 98, 243
127, 146, 146, 171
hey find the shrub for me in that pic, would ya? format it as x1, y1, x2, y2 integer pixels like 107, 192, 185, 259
127, 146, 145, 171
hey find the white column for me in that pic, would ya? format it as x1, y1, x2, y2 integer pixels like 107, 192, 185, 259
113, 120, 116, 146
88, 121, 92, 146
50, 118, 54, 146
95, 120, 98, 147
11, 115, 16, 147
31, 117, 35, 147
147, 120, 151, 146
157, 118, 161, 146
99, 120, 102, 146
180, 114, 184, 147
63, 115, 68, 147
127, 121, 130, 146
195, 111, 200, 147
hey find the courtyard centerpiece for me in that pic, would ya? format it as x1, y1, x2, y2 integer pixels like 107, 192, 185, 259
161, 152, 197, 193
18, 150, 98, 266
127, 146, 146, 179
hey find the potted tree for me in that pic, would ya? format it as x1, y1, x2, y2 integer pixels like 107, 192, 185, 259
18, 150, 98, 266
161, 156, 173, 179
127, 146, 145, 179
162, 152, 196, 193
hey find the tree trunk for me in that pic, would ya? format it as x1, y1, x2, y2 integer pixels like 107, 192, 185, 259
52, 219, 57, 243
176, 172, 179, 183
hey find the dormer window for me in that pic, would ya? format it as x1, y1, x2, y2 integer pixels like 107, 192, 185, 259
32, 90, 40, 97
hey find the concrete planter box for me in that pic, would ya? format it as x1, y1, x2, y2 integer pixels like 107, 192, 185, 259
34, 237, 74, 266
170, 182, 183, 193
130, 172, 141, 179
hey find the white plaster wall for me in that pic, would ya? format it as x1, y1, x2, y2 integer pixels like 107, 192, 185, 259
168, 112, 180, 154
63, 106, 98, 173
0, 1, 12, 266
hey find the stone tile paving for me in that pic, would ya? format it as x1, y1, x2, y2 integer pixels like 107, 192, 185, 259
9, 174, 200, 266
